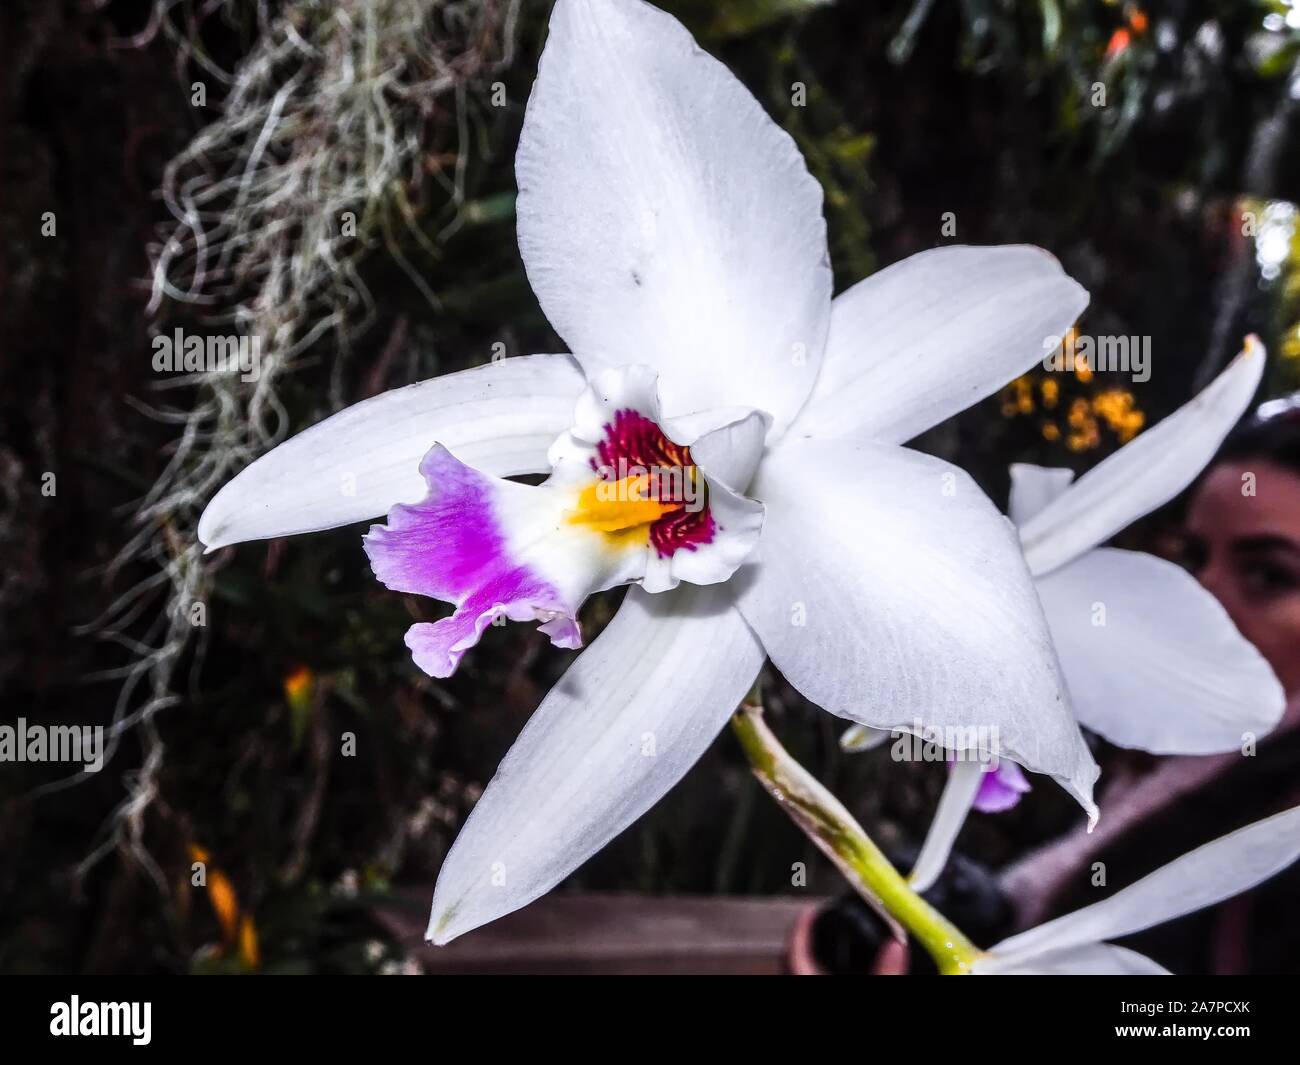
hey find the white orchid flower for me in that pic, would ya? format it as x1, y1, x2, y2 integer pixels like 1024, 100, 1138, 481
896, 339, 1287, 892
974, 802, 1300, 974
198, 0, 1100, 943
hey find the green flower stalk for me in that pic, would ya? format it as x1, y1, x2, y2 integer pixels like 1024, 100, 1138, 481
730, 693, 980, 974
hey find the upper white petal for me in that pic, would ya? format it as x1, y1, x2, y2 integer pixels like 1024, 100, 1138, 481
975, 942, 1170, 975
787, 246, 1087, 445
198, 355, 585, 550
426, 581, 764, 944
516, 0, 830, 430
1019, 338, 1266, 577
1037, 548, 1285, 754
735, 436, 1098, 817
1008, 463, 1075, 526
989, 802, 1300, 964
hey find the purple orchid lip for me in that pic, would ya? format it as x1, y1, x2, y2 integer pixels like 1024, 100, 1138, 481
363, 445, 578, 679
941, 749, 1032, 815
971, 759, 1032, 814
361, 362, 765, 680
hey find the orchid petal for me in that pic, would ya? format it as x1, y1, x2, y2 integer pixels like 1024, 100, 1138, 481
840, 724, 890, 752
910, 758, 1031, 894
1008, 463, 1075, 526
909, 760, 984, 894
516, 0, 831, 430
1019, 338, 1266, 577
976, 943, 1170, 976
663, 407, 764, 452
197, 355, 585, 550
787, 246, 1087, 445
990, 803, 1300, 965
972, 758, 1032, 813
427, 582, 764, 943
736, 436, 1099, 817
687, 410, 772, 494
1036, 548, 1285, 754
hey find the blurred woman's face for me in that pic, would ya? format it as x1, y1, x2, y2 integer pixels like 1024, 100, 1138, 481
1184, 458, 1300, 698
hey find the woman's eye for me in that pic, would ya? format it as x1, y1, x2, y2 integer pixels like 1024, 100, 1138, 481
1240, 560, 1300, 597
1175, 536, 1207, 574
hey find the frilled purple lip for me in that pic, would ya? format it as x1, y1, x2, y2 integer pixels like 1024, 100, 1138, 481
361, 367, 762, 680
363, 445, 580, 679
943, 751, 1033, 814
971, 759, 1032, 813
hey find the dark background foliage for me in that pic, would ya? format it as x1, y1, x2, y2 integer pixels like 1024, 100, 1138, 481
3, 0, 1298, 973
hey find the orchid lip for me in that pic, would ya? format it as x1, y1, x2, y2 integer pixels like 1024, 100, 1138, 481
570, 408, 717, 556
364, 365, 764, 678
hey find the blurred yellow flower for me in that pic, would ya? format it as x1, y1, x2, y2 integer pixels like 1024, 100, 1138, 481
1001, 375, 1036, 417
1066, 397, 1100, 451
1092, 388, 1145, 442
238, 914, 261, 969
1281, 325, 1300, 362
187, 843, 261, 971
284, 664, 314, 711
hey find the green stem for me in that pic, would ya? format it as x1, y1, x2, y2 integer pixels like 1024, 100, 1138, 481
730, 696, 980, 975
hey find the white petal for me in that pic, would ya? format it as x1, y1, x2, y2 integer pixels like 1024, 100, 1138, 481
516, 0, 830, 430
736, 436, 1098, 816
198, 355, 585, 550
909, 760, 984, 893
990, 802, 1300, 964
663, 407, 762, 450
840, 724, 890, 752
976, 943, 1170, 975
1036, 548, 1285, 754
1008, 463, 1075, 526
787, 246, 1087, 444
688, 410, 772, 494
1019, 338, 1266, 577
427, 582, 764, 943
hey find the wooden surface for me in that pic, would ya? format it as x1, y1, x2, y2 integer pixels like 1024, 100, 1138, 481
374, 892, 824, 975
